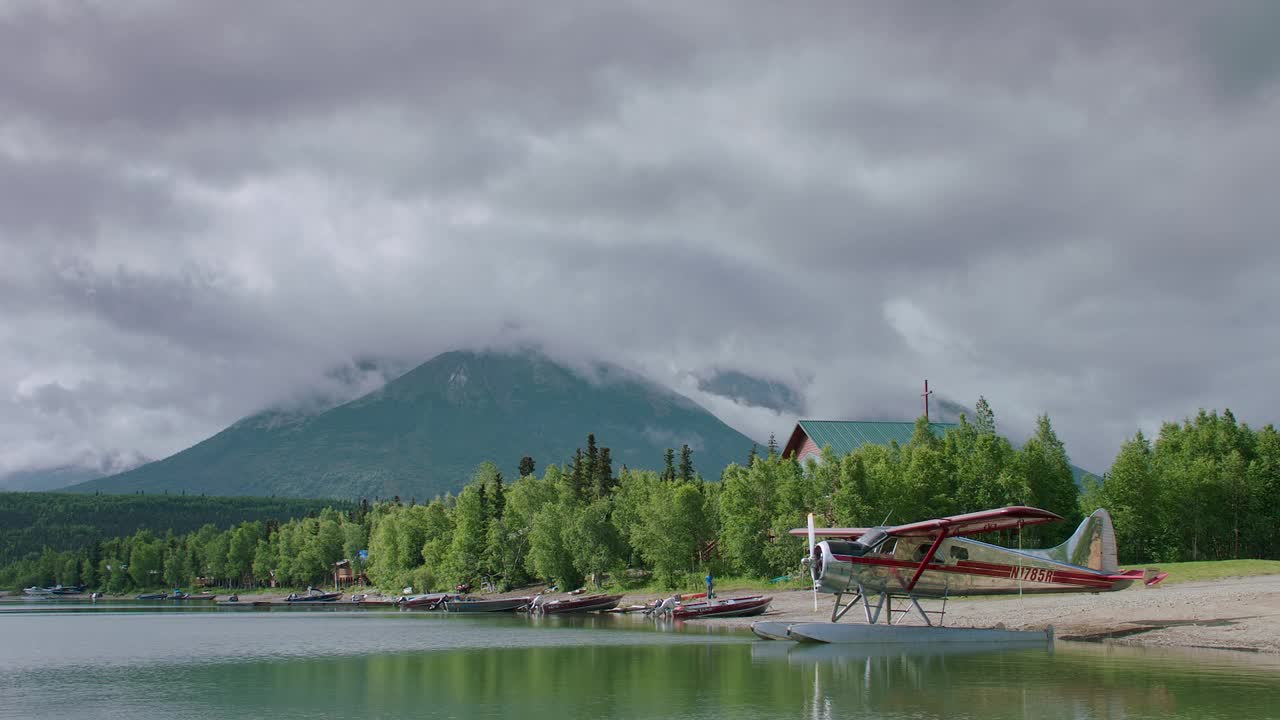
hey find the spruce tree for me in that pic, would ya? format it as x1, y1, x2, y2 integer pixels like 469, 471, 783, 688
747, 443, 758, 467
518, 456, 536, 478
662, 448, 676, 482
679, 444, 695, 482
595, 447, 614, 498
571, 448, 586, 499
585, 434, 599, 494
767, 433, 778, 458
490, 471, 505, 520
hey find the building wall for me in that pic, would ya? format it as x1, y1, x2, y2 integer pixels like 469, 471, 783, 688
796, 436, 821, 463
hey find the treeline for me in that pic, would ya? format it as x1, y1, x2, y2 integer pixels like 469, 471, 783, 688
0, 504, 370, 593
5, 405, 1277, 592
0, 493, 349, 565
1083, 409, 1280, 563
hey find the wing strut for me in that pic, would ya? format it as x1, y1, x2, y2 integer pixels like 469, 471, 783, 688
904, 529, 948, 593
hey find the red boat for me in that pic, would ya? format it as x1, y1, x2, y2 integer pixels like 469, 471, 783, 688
672, 595, 772, 619
532, 593, 624, 614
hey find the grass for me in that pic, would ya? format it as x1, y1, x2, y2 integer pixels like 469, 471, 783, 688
1146, 559, 1280, 584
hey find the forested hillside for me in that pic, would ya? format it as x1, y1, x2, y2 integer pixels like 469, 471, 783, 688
6, 407, 1275, 594
0, 493, 348, 565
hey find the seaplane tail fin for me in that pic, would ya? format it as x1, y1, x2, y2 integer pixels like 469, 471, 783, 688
1049, 508, 1119, 573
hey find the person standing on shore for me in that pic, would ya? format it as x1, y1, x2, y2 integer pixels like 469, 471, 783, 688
705, 573, 714, 600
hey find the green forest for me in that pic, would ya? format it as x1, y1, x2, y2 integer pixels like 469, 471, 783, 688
3, 404, 1277, 594
0, 494, 348, 566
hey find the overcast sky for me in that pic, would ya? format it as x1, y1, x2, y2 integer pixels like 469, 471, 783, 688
3, 1, 1279, 477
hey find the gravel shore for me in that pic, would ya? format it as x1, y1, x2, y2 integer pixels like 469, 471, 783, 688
11, 575, 1277, 654
664, 575, 1280, 653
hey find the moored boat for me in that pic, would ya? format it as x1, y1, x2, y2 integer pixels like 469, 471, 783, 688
285, 589, 342, 602
442, 596, 531, 613
23, 585, 86, 596
531, 593, 624, 614
351, 593, 401, 606
136, 592, 168, 600
400, 592, 453, 609
672, 595, 772, 619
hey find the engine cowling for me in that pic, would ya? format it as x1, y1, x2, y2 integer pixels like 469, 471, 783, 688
809, 528, 890, 594
812, 540, 860, 593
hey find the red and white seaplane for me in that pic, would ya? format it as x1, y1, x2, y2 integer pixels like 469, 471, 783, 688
755, 506, 1165, 642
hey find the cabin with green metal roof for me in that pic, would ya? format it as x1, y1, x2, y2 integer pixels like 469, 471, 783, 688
781, 420, 956, 462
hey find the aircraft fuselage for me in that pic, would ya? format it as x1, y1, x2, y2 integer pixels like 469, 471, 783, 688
817, 536, 1138, 598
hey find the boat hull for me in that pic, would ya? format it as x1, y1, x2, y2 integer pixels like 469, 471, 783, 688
443, 597, 531, 613
537, 594, 624, 614
673, 596, 772, 619
401, 593, 453, 609
285, 592, 342, 602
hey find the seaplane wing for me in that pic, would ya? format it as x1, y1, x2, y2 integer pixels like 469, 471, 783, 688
883, 506, 1062, 538
789, 506, 1062, 541
791, 527, 874, 540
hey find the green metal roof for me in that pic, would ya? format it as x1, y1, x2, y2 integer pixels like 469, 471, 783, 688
796, 420, 956, 456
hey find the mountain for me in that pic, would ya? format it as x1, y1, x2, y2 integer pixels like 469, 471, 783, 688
1, 450, 150, 492
1, 465, 104, 492
697, 370, 805, 415
71, 350, 760, 500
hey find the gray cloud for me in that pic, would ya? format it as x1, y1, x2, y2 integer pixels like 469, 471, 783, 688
2, 1, 1279, 477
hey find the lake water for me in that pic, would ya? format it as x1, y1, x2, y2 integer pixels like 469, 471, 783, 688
2, 603, 1278, 719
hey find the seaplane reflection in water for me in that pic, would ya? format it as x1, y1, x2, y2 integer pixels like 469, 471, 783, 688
788, 506, 1166, 627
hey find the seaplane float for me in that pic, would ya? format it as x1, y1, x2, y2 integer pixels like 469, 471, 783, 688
753, 506, 1165, 644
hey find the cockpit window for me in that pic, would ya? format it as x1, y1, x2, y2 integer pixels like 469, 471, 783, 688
950, 547, 969, 561
856, 528, 890, 551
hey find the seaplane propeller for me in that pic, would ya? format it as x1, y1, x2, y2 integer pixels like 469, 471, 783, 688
807, 512, 819, 611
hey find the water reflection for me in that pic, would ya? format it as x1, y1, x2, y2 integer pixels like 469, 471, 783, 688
751, 639, 1280, 720
1, 609, 1278, 720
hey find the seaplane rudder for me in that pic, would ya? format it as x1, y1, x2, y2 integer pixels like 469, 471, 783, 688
1030, 508, 1118, 572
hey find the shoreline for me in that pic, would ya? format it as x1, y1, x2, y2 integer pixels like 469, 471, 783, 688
8, 575, 1279, 654
690, 575, 1280, 654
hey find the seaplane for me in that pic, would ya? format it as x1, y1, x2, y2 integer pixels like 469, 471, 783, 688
754, 506, 1166, 643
